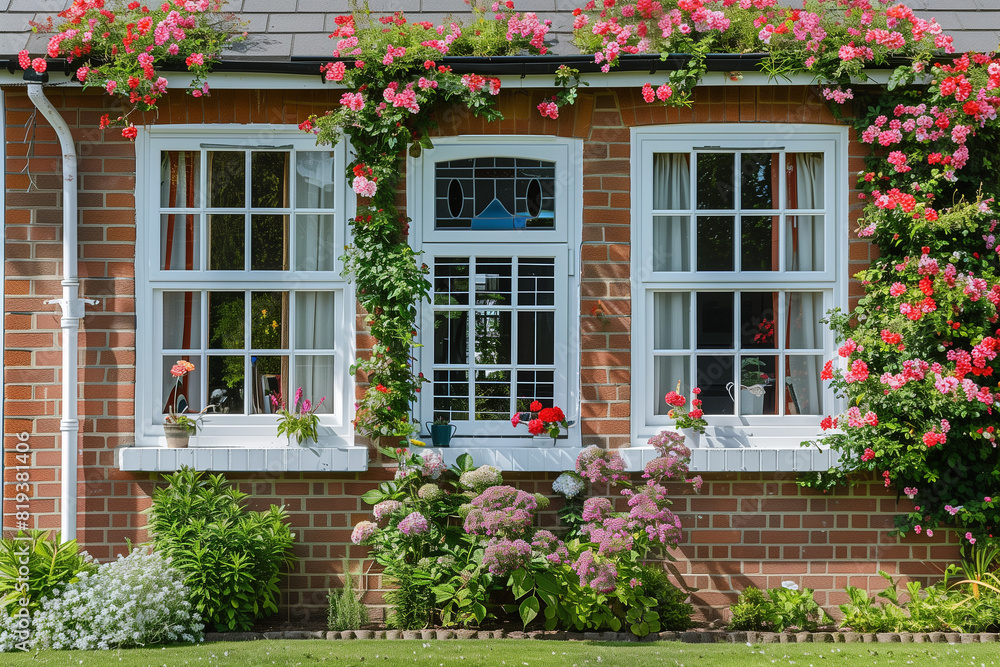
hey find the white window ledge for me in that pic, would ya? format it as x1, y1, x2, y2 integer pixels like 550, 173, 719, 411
118, 446, 368, 472
619, 446, 842, 473
422, 447, 583, 473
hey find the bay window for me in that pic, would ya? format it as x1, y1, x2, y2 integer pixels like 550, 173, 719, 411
632, 125, 847, 458
135, 128, 354, 450
409, 139, 581, 447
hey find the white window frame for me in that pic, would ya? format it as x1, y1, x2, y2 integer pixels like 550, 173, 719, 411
133, 125, 355, 450
630, 124, 848, 468
408, 137, 582, 452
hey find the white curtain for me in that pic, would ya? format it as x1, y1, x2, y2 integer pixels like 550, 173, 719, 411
652, 154, 690, 272
291, 152, 337, 415
786, 153, 823, 415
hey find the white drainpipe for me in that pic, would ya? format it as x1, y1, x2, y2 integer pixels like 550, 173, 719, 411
26, 83, 97, 543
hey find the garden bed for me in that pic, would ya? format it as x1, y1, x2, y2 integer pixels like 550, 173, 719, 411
205, 629, 1000, 644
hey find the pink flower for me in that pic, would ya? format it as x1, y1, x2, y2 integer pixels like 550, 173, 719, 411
641, 83, 655, 103
352, 175, 377, 198
655, 84, 672, 101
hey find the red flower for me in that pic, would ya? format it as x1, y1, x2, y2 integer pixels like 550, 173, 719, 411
375, 384, 389, 393
527, 418, 545, 436
538, 408, 558, 423
529, 400, 543, 412
861, 448, 875, 462
820, 359, 834, 381
664, 391, 685, 407
121, 125, 138, 140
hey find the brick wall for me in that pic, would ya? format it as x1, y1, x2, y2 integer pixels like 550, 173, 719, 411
2, 83, 959, 623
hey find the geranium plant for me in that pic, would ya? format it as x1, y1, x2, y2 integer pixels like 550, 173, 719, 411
18, 0, 245, 138
273, 387, 325, 445
511, 400, 569, 439
164, 359, 206, 434
664, 383, 707, 433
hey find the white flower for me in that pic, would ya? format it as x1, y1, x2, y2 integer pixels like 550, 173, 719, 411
552, 472, 585, 499
781, 580, 799, 591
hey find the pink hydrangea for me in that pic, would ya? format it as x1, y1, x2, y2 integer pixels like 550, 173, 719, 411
397, 511, 430, 536
351, 520, 378, 544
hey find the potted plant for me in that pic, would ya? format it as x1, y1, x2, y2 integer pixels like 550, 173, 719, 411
664, 382, 708, 446
735, 357, 771, 415
273, 387, 325, 445
511, 400, 569, 446
424, 416, 457, 447
164, 360, 207, 448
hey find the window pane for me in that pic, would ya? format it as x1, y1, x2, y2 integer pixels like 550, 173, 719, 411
787, 153, 824, 209
250, 152, 288, 209
163, 292, 201, 349
296, 152, 337, 209
433, 370, 468, 422
434, 158, 555, 229
160, 151, 200, 208
474, 311, 511, 365
207, 355, 244, 414
250, 354, 286, 414
696, 153, 734, 210
475, 258, 512, 306
740, 292, 777, 349
653, 292, 689, 349
739, 355, 777, 415
740, 153, 777, 210
696, 292, 733, 349
786, 355, 823, 415
209, 151, 245, 208
516, 370, 554, 409
295, 292, 336, 349
652, 153, 690, 210
653, 216, 690, 271
517, 311, 554, 365
208, 292, 244, 350
653, 356, 689, 416
696, 355, 735, 415
517, 258, 555, 306
251, 291, 286, 350
295, 355, 334, 414
160, 214, 201, 270
741, 216, 776, 272
161, 355, 201, 416
786, 292, 824, 349
294, 215, 336, 271
474, 369, 511, 420
434, 311, 468, 364
251, 214, 288, 271
697, 216, 734, 271
786, 215, 824, 271
433, 258, 470, 306
208, 214, 244, 270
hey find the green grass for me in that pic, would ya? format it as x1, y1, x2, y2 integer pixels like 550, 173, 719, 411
5, 639, 1000, 666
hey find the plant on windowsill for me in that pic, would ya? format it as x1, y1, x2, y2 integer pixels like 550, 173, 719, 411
164, 359, 208, 448
511, 400, 568, 446
664, 382, 707, 438
425, 416, 457, 447
273, 387, 325, 445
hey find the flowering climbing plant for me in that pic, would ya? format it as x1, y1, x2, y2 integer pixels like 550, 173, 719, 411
302, 0, 555, 442
18, 0, 245, 138
801, 50, 1000, 541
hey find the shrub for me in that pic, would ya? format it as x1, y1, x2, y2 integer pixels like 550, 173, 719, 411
146, 467, 296, 631
635, 565, 695, 631
0, 530, 95, 616
327, 572, 370, 632
29, 547, 203, 650
728, 587, 777, 632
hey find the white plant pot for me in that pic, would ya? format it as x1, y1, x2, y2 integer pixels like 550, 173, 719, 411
532, 435, 557, 447
679, 428, 701, 448
741, 387, 766, 415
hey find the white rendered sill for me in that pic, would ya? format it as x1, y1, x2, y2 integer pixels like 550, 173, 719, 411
419, 446, 583, 472
621, 445, 841, 473
118, 445, 369, 472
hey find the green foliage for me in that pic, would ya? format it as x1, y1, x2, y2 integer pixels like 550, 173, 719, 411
634, 565, 695, 631
0, 531, 95, 617
327, 572, 370, 631
384, 569, 435, 630
728, 585, 827, 632
145, 468, 297, 632
728, 587, 778, 632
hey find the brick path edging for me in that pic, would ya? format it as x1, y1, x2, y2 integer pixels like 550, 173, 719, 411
204, 630, 1000, 644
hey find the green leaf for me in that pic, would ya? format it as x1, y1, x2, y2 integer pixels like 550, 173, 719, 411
511, 568, 533, 599
361, 489, 386, 505
519, 596, 539, 627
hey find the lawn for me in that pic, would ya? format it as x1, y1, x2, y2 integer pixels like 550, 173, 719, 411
4, 640, 1000, 666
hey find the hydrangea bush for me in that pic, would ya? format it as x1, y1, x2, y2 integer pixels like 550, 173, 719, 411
353, 438, 699, 635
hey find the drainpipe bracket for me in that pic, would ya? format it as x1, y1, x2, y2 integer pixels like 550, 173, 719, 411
44, 297, 100, 319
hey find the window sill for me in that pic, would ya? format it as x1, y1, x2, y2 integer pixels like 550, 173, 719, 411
117, 446, 368, 472
620, 445, 841, 473
420, 446, 583, 472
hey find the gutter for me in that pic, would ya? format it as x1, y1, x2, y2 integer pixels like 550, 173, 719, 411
23, 71, 98, 543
